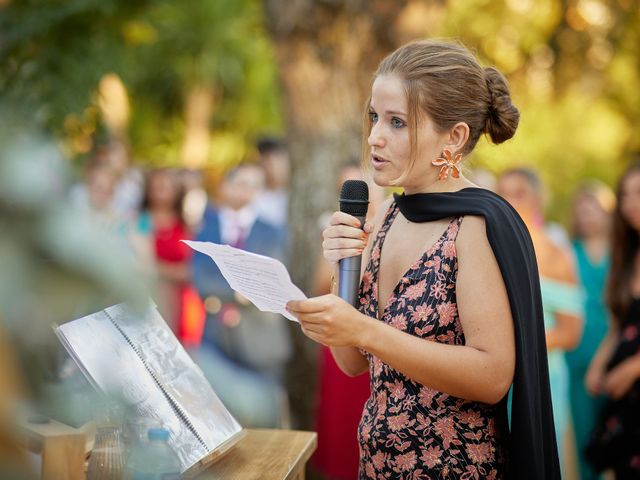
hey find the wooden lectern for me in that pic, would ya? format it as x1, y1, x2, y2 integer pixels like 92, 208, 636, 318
20, 418, 88, 480
197, 429, 317, 480
20, 420, 316, 480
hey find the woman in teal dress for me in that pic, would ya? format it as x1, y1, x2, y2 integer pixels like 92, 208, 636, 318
498, 168, 584, 469
567, 182, 614, 480
540, 279, 584, 459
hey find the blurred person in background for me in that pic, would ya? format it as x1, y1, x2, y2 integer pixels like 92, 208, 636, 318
585, 164, 640, 479
179, 168, 208, 230
138, 168, 201, 340
70, 142, 144, 223
311, 161, 385, 480
254, 137, 290, 229
102, 142, 144, 222
567, 181, 615, 480
498, 168, 583, 470
191, 163, 291, 427
71, 156, 153, 273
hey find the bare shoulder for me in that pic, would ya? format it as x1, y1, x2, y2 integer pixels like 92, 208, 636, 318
455, 215, 500, 271
456, 215, 490, 252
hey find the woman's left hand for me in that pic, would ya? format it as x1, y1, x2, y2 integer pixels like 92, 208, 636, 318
287, 294, 372, 347
603, 357, 640, 400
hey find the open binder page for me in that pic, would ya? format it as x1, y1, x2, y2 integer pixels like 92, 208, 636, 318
184, 240, 307, 322
55, 302, 242, 473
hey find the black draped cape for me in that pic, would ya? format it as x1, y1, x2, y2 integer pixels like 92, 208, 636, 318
393, 187, 560, 480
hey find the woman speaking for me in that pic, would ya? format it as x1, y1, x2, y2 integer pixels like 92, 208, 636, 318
287, 40, 559, 479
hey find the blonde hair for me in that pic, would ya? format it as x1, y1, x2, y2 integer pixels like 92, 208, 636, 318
362, 39, 520, 185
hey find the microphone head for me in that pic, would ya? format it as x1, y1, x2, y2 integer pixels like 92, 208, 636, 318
339, 180, 369, 217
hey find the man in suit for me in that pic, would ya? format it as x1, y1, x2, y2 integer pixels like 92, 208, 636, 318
191, 164, 291, 427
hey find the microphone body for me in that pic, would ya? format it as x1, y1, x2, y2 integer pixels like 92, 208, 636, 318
337, 180, 369, 307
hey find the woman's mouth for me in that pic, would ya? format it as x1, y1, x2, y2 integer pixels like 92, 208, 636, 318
371, 154, 389, 170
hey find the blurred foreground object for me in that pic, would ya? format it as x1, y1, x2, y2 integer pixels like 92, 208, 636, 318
0, 104, 145, 478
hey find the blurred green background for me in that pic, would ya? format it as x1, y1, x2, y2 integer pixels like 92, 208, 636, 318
2, 0, 638, 214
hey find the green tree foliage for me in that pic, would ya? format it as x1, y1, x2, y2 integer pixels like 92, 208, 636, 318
433, 0, 639, 219
0, 0, 282, 168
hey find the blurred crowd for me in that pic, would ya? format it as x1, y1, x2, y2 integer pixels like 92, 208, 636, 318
59, 136, 640, 480
65, 137, 293, 428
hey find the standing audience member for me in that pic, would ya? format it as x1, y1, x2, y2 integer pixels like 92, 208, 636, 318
586, 164, 640, 478
498, 168, 583, 468
71, 156, 152, 272
179, 168, 208, 230
254, 137, 290, 228
191, 164, 291, 427
70, 142, 144, 223
567, 181, 615, 480
138, 168, 194, 338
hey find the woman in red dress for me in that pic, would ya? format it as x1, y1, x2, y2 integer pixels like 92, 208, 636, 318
140, 168, 199, 341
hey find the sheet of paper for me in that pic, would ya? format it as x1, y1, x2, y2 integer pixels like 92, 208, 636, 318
184, 240, 306, 322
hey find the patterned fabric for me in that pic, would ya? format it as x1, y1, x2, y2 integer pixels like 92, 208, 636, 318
586, 298, 640, 477
357, 202, 505, 479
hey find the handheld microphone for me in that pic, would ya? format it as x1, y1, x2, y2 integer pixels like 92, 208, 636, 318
338, 180, 369, 307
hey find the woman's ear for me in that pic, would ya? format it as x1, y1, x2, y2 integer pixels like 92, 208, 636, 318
445, 122, 470, 155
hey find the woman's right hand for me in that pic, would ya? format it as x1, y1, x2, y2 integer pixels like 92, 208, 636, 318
322, 211, 373, 264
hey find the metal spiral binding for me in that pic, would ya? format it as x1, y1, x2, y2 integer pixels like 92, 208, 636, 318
103, 309, 210, 452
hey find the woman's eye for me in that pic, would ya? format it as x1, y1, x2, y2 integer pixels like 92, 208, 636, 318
391, 117, 405, 128
368, 112, 378, 123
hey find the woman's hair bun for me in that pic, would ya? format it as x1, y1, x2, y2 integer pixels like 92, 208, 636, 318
484, 67, 520, 144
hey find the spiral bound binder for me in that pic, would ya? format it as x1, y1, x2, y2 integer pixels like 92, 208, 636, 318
55, 301, 243, 475
103, 309, 210, 452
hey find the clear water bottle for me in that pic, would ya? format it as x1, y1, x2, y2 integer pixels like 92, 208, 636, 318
87, 406, 126, 480
127, 427, 182, 480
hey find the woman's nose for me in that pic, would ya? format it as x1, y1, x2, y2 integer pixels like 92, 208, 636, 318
368, 123, 385, 148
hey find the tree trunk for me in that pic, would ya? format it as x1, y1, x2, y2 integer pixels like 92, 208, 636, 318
263, 0, 418, 429
181, 86, 216, 169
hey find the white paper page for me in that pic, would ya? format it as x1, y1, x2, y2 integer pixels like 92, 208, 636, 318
184, 240, 307, 322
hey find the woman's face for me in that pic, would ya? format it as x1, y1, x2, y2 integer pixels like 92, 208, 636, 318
367, 74, 447, 193
573, 193, 610, 238
88, 166, 116, 210
148, 171, 178, 208
620, 170, 640, 233
497, 173, 540, 225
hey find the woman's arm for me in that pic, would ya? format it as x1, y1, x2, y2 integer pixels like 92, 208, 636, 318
544, 250, 583, 351
586, 325, 618, 395
157, 261, 190, 283
546, 311, 582, 350
327, 263, 368, 376
290, 215, 516, 404
326, 199, 392, 376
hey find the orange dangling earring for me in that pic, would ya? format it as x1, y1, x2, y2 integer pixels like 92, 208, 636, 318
432, 148, 462, 181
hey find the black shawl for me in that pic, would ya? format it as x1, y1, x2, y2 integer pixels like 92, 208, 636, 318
394, 187, 560, 480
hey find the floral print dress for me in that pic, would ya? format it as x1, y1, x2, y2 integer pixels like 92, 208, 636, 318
357, 202, 505, 479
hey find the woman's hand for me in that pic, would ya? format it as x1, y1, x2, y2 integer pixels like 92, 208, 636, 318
322, 211, 373, 264
287, 294, 373, 347
602, 357, 640, 400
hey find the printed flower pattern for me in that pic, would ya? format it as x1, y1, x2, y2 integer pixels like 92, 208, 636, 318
357, 203, 505, 479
